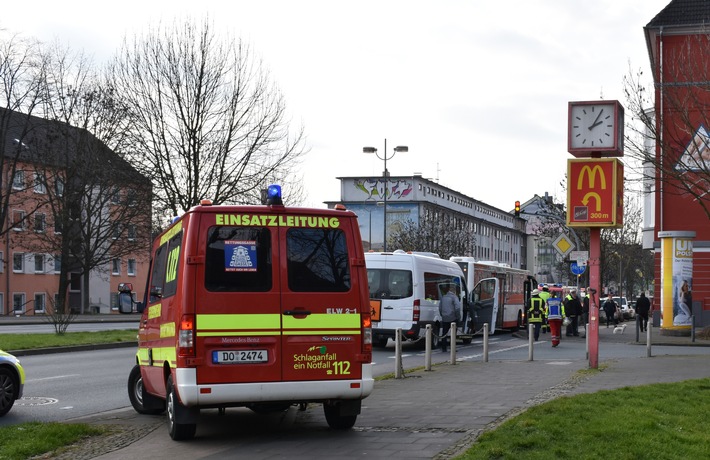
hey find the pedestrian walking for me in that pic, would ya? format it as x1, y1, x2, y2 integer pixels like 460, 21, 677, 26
538, 285, 551, 334
546, 292, 565, 347
603, 296, 618, 327
439, 283, 461, 352
564, 289, 582, 336
636, 291, 651, 332
528, 289, 546, 341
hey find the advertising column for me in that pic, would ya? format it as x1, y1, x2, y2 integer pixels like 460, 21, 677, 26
659, 231, 695, 335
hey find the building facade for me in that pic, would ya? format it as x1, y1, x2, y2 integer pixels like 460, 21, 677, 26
0, 108, 151, 315
644, 0, 710, 327
327, 175, 528, 269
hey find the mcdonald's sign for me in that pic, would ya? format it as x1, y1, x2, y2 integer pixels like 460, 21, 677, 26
566, 158, 623, 227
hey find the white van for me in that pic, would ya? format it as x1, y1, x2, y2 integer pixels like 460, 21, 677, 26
365, 250, 466, 347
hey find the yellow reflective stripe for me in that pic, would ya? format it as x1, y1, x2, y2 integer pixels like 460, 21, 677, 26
148, 303, 161, 320
136, 347, 177, 367
196, 314, 281, 330
160, 322, 175, 338
282, 313, 361, 330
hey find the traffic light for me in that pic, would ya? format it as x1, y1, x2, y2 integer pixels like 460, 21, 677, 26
514, 201, 521, 217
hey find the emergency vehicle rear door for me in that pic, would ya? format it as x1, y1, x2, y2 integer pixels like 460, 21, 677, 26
279, 221, 364, 382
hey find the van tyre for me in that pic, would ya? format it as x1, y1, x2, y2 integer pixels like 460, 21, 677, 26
374, 337, 389, 348
127, 365, 164, 415
167, 376, 196, 441
323, 402, 357, 430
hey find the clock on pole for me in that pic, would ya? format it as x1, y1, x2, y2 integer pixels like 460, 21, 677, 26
568, 100, 624, 157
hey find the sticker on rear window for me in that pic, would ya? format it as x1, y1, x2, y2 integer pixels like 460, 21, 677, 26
225, 240, 257, 272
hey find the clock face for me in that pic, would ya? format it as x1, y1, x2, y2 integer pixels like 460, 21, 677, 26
569, 103, 617, 150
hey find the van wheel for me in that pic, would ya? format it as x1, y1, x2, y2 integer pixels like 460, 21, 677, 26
324, 403, 357, 430
127, 365, 164, 415
167, 376, 196, 441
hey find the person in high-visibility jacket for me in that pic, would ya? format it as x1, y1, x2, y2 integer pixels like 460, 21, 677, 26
528, 289, 547, 341
538, 285, 551, 334
546, 292, 566, 347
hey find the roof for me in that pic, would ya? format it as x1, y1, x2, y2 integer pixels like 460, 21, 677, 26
644, 0, 710, 72
0, 107, 144, 182
646, 0, 710, 28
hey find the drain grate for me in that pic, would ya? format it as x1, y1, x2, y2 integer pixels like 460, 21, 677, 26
15, 396, 58, 406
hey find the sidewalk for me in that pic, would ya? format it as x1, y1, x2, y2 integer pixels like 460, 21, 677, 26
48, 322, 710, 460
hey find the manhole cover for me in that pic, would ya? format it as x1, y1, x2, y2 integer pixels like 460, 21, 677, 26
15, 396, 58, 406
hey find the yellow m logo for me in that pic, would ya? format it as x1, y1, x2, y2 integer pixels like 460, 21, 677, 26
577, 165, 606, 190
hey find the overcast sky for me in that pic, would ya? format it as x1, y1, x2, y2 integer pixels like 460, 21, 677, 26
2, 0, 671, 211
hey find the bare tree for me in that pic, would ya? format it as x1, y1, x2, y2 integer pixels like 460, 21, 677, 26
387, 216, 476, 260
623, 35, 710, 220
108, 18, 307, 226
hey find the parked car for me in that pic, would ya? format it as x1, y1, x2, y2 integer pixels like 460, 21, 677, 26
0, 349, 25, 416
613, 296, 635, 320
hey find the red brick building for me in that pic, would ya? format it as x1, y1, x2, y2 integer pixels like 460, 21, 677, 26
644, 0, 710, 329
0, 108, 150, 315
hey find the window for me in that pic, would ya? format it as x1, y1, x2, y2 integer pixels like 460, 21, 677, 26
54, 218, 62, 234
13, 293, 25, 313
110, 187, 120, 204
13, 253, 24, 272
287, 228, 350, 292
12, 210, 25, 231
0, 251, 3, 273
127, 225, 137, 241
52, 255, 61, 273
127, 258, 136, 276
367, 269, 412, 300
112, 259, 121, 275
34, 254, 45, 273
34, 293, 46, 313
12, 171, 24, 190
34, 213, 46, 233
55, 178, 64, 197
112, 224, 121, 240
33, 172, 46, 193
204, 227, 271, 292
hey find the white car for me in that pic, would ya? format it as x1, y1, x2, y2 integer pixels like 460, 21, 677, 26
613, 296, 635, 320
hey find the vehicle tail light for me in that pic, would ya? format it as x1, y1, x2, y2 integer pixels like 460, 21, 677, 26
178, 314, 195, 357
413, 299, 420, 322
362, 314, 372, 353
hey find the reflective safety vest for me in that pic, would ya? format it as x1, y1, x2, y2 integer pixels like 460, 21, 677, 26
547, 298, 565, 319
528, 297, 546, 323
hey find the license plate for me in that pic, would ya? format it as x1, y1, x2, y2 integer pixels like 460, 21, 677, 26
212, 349, 268, 364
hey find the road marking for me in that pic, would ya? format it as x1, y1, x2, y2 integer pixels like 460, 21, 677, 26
27, 374, 81, 382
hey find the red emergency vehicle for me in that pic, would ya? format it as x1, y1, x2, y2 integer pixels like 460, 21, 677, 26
119, 185, 373, 440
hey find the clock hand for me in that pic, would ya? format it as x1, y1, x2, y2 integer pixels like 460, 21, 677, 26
588, 109, 604, 130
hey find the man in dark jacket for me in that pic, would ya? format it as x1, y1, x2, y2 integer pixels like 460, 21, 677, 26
564, 290, 582, 336
636, 292, 651, 332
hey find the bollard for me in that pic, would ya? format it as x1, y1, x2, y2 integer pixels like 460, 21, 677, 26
395, 328, 403, 379
636, 315, 640, 343
528, 323, 534, 361
692, 315, 696, 343
450, 322, 457, 364
585, 323, 589, 360
647, 323, 652, 357
483, 323, 489, 362
425, 324, 432, 371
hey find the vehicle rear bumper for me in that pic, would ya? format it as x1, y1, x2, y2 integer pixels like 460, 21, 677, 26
175, 364, 374, 407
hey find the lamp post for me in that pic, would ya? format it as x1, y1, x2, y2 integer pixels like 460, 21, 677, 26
363, 139, 408, 252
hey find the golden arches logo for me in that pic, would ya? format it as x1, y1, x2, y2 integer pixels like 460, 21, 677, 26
577, 165, 606, 190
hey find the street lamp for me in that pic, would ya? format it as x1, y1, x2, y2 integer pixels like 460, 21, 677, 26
363, 139, 408, 252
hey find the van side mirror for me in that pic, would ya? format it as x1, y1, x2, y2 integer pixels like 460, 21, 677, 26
118, 292, 135, 314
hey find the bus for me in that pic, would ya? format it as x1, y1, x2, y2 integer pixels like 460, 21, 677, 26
449, 257, 536, 335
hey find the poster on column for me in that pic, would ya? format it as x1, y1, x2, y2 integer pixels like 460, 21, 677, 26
672, 239, 693, 326
660, 232, 694, 329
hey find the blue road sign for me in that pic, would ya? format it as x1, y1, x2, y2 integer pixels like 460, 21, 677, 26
570, 262, 586, 275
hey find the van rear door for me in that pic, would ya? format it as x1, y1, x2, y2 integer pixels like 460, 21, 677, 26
279, 219, 365, 381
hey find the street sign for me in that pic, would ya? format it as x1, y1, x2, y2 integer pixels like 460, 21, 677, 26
571, 262, 586, 275
552, 233, 575, 257
566, 158, 624, 228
